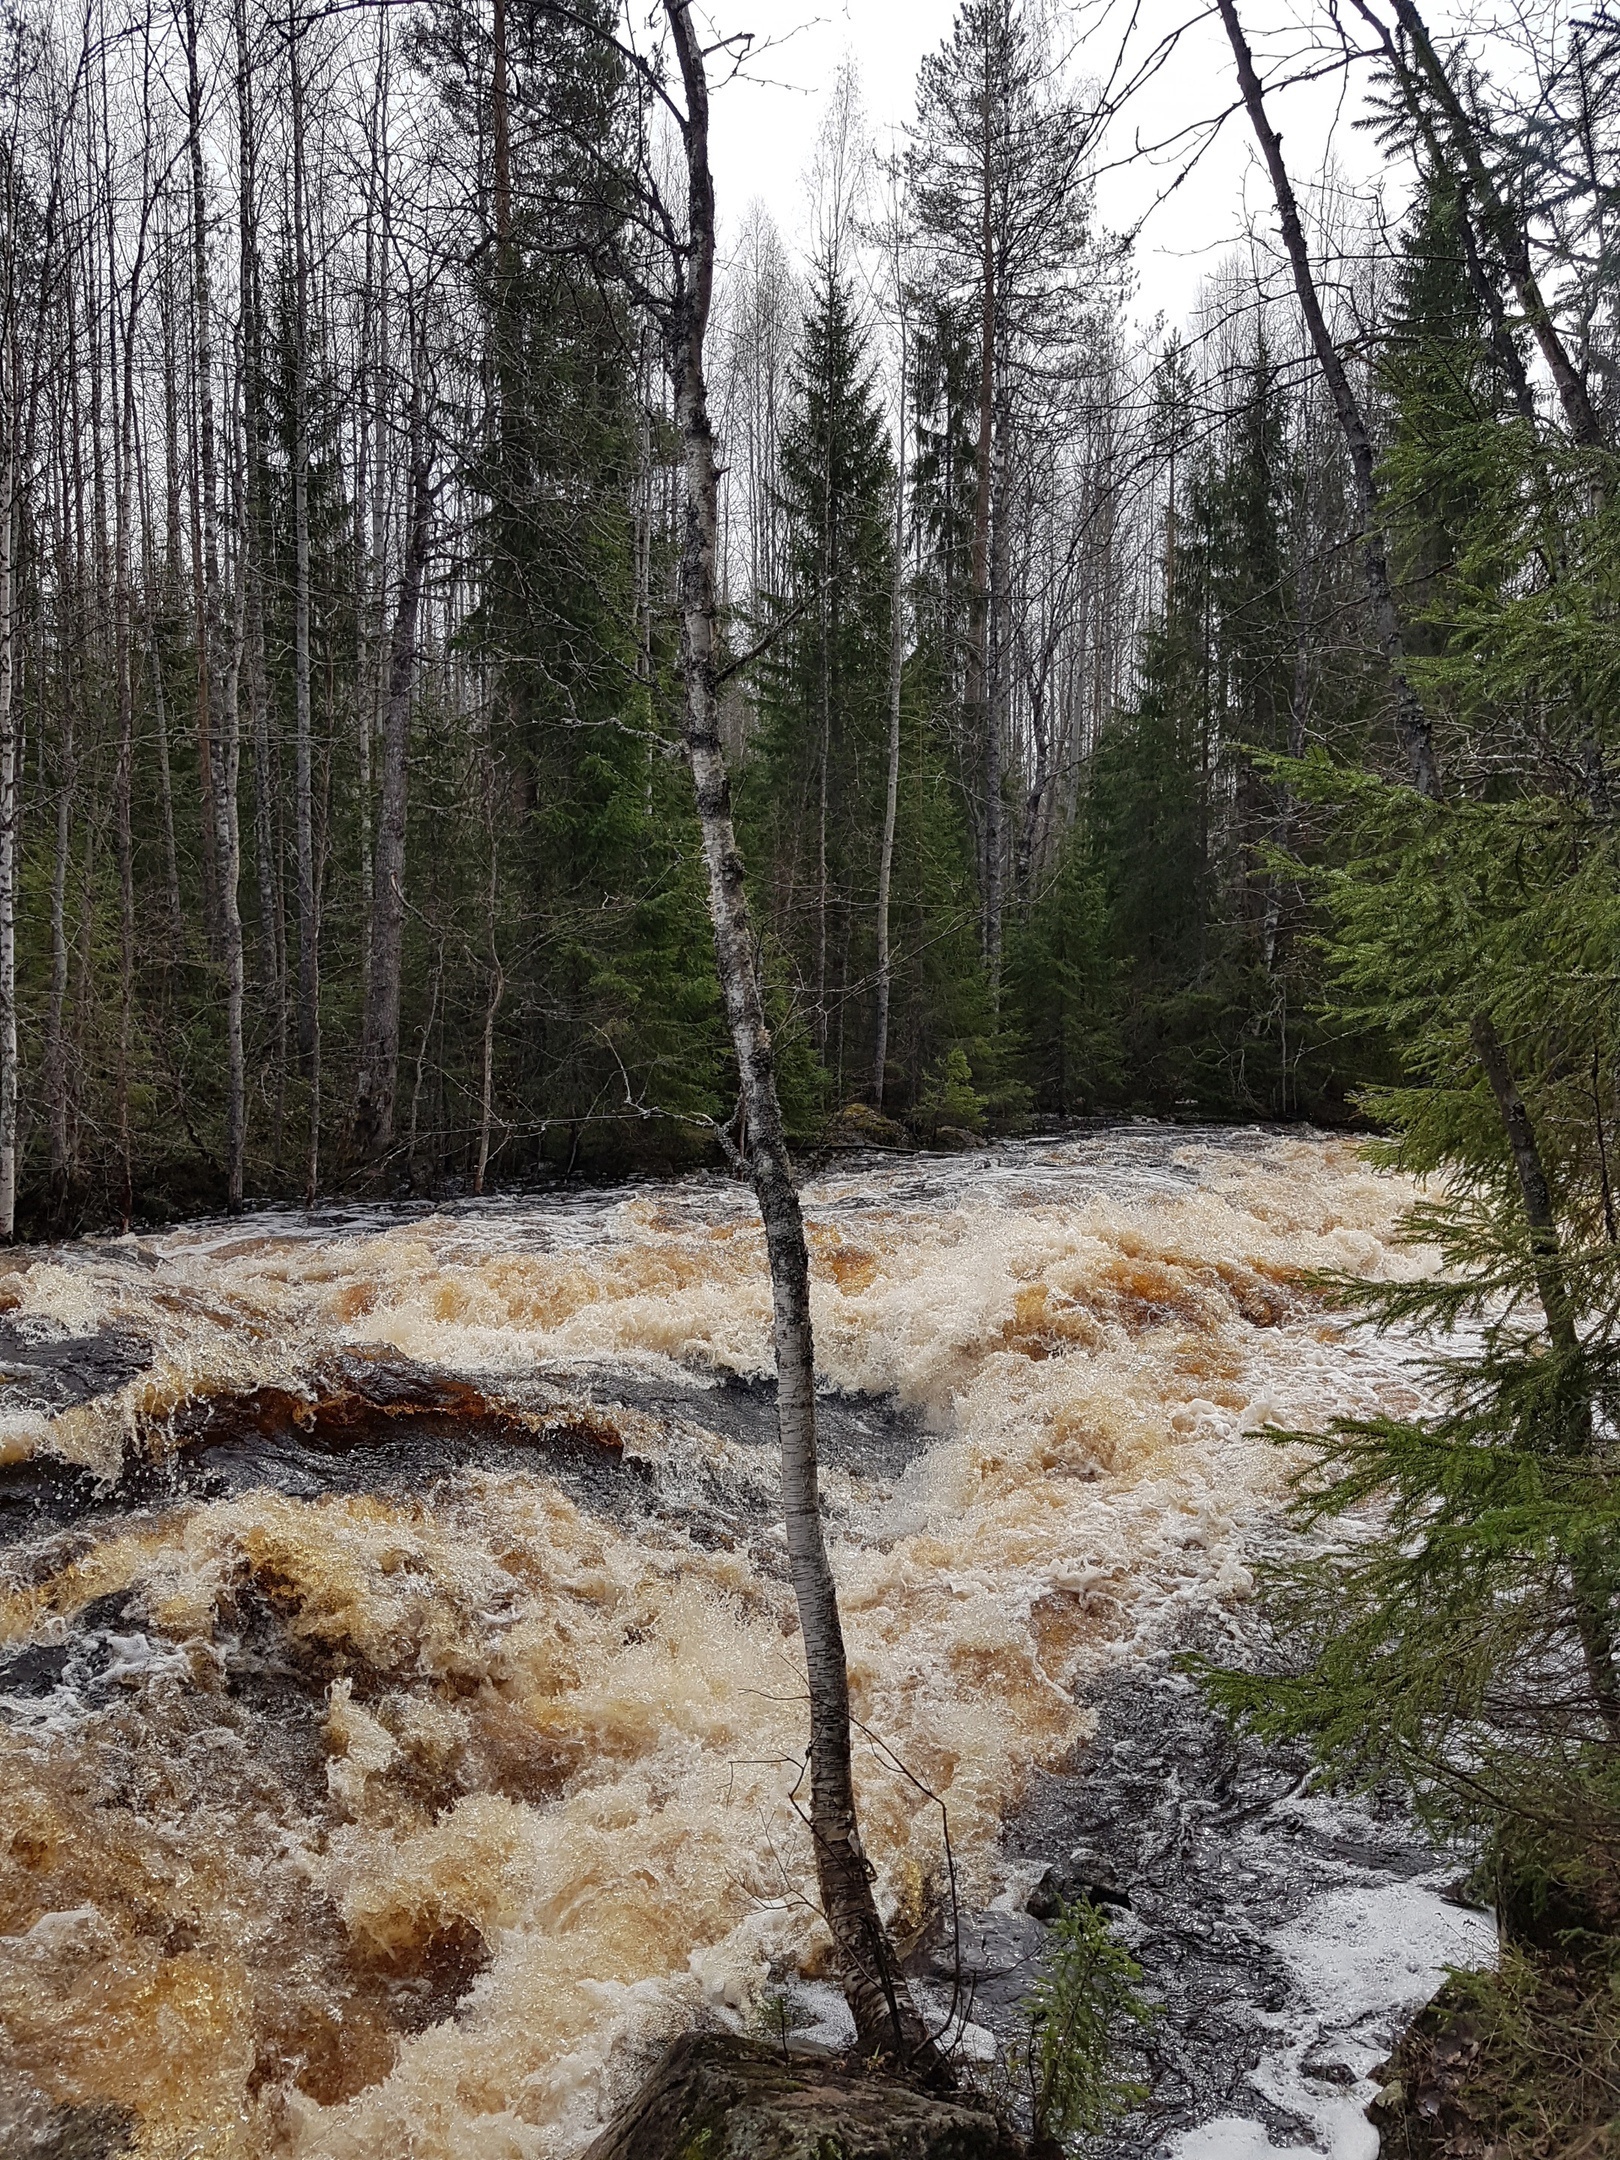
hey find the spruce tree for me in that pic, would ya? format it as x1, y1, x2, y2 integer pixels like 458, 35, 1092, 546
744, 254, 895, 1111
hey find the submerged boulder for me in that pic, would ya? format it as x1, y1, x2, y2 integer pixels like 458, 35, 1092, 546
583, 2032, 1025, 2160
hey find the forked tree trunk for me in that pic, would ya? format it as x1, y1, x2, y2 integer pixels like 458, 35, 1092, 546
662, 0, 938, 2074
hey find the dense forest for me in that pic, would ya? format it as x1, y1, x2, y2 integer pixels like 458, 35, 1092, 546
7, 0, 1608, 1231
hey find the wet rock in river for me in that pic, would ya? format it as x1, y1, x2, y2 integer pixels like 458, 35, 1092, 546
1026, 1847, 1133, 1920
0, 1323, 150, 1415
581, 2032, 1025, 2160
906, 1909, 1045, 2022
0, 2099, 136, 2159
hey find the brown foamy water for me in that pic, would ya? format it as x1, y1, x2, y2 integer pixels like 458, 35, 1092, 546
0, 1129, 1435, 2157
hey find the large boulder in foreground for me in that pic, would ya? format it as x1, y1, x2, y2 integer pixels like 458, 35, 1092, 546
582, 2032, 1026, 2160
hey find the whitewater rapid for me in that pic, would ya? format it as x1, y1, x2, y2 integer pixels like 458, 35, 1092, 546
0, 1128, 1458, 2157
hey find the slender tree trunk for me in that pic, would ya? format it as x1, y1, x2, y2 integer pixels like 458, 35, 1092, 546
0, 345, 17, 1239
234, 0, 281, 1059
475, 819, 502, 1198
984, 409, 1012, 992
1216, 0, 1440, 802
355, 287, 373, 991
290, 8, 318, 1081
185, 0, 223, 954
353, 363, 431, 1158
407, 936, 441, 1182
135, 423, 183, 945
113, 323, 137, 1229
492, 0, 511, 245
215, 517, 247, 1211
370, 21, 392, 828
1263, 551, 1313, 971
872, 319, 906, 1108
183, 0, 243, 1201
46, 668, 72, 1220
970, 68, 997, 962
662, 0, 937, 2072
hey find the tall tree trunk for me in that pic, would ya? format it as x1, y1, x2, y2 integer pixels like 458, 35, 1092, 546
984, 408, 1012, 992
0, 339, 17, 1240
135, 422, 183, 947
662, 0, 938, 2073
234, 0, 282, 1058
113, 317, 137, 1229
815, 318, 833, 1064
215, 521, 247, 1210
1220, 0, 1615, 1726
474, 805, 502, 1197
184, 0, 242, 1199
492, 0, 511, 246
290, 5, 318, 1082
46, 653, 73, 1220
185, 0, 223, 954
1216, 0, 1440, 802
353, 363, 431, 1159
1263, 549, 1314, 971
969, 54, 997, 964
872, 316, 906, 1108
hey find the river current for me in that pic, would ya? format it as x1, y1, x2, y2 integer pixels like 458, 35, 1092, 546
0, 1127, 1491, 2158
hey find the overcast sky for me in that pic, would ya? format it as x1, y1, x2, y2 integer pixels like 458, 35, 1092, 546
703, 0, 1404, 332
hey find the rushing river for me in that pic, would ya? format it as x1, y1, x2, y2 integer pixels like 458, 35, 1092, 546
0, 1127, 1492, 2160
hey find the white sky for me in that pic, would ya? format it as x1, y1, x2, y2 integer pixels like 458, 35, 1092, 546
704, 1, 1410, 332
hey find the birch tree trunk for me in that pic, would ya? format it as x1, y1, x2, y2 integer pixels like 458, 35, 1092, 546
662, 0, 938, 2073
